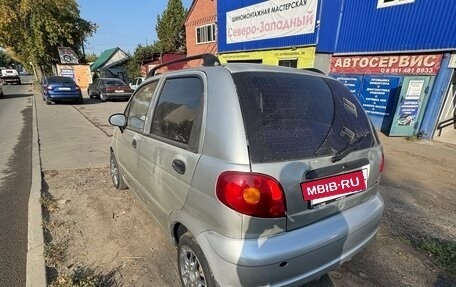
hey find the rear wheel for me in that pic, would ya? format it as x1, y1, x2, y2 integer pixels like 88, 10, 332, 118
45, 98, 51, 105
178, 232, 216, 287
110, 152, 127, 190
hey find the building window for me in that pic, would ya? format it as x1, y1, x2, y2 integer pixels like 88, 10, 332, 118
196, 24, 216, 44
377, 0, 414, 8
278, 59, 298, 68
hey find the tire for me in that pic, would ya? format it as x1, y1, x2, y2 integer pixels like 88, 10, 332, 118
110, 152, 127, 190
76, 97, 83, 104
45, 98, 51, 105
178, 232, 216, 287
100, 93, 106, 102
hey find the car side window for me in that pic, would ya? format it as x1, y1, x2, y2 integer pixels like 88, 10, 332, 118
126, 81, 159, 131
150, 76, 203, 151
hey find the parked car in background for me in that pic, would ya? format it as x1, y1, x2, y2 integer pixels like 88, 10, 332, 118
87, 78, 133, 102
108, 54, 385, 287
0, 68, 21, 85
129, 77, 145, 90
40, 76, 83, 105
0, 82, 3, 97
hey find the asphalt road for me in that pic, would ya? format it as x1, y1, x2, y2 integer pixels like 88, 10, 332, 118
0, 79, 35, 287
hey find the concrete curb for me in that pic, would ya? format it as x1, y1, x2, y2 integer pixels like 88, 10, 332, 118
26, 94, 46, 287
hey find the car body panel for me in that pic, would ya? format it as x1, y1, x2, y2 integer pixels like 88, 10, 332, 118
109, 62, 384, 286
41, 76, 82, 103
88, 78, 133, 100
197, 194, 383, 287
129, 77, 145, 90
1, 68, 21, 84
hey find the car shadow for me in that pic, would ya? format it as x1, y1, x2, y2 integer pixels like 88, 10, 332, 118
82, 98, 129, 105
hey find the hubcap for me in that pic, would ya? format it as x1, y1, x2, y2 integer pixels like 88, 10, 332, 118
179, 246, 207, 287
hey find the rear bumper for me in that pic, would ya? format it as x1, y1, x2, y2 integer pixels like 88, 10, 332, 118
104, 92, 132, 99
2, 76, 20, 83
197, 193, 384, 287
47, 92, 82, 101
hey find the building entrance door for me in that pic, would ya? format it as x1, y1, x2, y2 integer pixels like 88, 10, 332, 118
389, 76, 434, 136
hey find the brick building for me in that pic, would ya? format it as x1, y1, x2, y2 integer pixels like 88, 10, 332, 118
185, 0, 217, 66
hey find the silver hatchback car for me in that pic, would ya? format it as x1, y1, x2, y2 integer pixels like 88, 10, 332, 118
109, 54, 384, 287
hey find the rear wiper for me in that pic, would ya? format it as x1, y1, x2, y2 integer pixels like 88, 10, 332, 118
331, 135, 366, 163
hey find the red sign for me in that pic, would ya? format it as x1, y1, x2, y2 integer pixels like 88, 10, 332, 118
301, 170, 367, 202
330, 54, 443, 75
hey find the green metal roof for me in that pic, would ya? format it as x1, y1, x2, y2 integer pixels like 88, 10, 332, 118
90, 47, 120, 72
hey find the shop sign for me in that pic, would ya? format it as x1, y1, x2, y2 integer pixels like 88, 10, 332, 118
59, 68, 75, 80
226, 0, 317, 44
360, 76, 401, 117
218, 47, 316, 68
330, 54, 442, 75
332, 75, 362, 96
396, 80, 424, 126
58, 47, 79, 64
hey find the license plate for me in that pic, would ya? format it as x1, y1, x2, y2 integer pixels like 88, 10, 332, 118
301, 168, 368, 206
58, 87, 71, 91
115, 90, 124, 93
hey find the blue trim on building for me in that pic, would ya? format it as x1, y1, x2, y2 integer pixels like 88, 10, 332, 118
419, 54, 453, 138
332, 0, 456, 53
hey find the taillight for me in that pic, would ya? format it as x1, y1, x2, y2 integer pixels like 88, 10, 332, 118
75, 86, 80, 90
47, 85, 52, 90
379, 153, 385, 173
216, 171, 286, 218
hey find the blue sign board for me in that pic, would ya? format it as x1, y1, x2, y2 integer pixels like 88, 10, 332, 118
360, 76, 401, 117
357, 76, 401, 130
332, 74, 362, 98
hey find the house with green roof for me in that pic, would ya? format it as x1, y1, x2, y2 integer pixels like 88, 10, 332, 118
90, 47, 130, 82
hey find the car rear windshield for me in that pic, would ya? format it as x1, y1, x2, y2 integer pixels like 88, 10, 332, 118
48, 77, 75, 84
232, 71, 375, 163
106, 79, 126, 86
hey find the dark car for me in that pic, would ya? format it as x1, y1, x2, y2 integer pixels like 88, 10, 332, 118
41, 76, 83, 105
87, 78, 133, 102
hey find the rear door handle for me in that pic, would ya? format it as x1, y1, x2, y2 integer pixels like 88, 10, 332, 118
172, 159, 186, 175
131, 138, 137, 148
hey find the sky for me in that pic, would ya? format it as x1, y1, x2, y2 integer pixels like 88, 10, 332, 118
77, 0, 193, 56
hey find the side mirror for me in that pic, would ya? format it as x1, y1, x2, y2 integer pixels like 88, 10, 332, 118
109, 113, 127, 132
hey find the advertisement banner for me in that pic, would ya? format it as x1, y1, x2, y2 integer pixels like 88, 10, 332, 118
226, 0, 318, 44
332, 75, 363, 97
360, 76, 402, 117
330, 54, 442, 75
58, 47, 79, 64
396, 79, 425, 126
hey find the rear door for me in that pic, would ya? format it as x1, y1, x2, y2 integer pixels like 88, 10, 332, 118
232, 71, 380, 230
137, 73, 205, 227
115, 81, 159, 191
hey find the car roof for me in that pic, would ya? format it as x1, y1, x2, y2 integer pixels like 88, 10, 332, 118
148, 63, 329, 80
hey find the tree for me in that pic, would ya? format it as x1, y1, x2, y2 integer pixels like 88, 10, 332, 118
155, 0, 187, 53
0, 50, 18, 68
85, 53, 98, 63
126, 44, 159, 80
0, 0, 96, 77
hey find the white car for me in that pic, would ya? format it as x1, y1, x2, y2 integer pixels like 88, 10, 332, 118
129, 77, 145, 90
